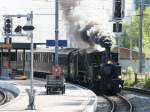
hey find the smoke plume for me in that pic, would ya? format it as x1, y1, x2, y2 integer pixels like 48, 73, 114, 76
60, 0, 115, 50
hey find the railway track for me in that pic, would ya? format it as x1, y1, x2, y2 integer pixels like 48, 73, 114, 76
123, 87, 150, 95
102, 94, 133, 112
0, 89, 7, 105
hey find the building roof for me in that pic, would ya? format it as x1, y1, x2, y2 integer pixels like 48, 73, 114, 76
112, 47, 139, 59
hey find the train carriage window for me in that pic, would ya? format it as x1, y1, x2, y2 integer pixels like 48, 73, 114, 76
37, 53, 39, 62
43, 53, 46, 63
34, 53, 36, 62
44, 53, 47, 63
42, 52, 45, 63
34, 53, 38, 63
18, 53, 23, 62
49, 53, 53, 63
36, 53, 39, 63
47, 53, 50, 63
26, 53, 30, 62
44, 53, 46, 63
42, 53, 45, 63
39, 53, 42, 63
45, 53, 48, 63
41, 53, 44, 63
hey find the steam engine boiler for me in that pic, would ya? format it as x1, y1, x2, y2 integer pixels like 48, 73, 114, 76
58, 36, 124, 94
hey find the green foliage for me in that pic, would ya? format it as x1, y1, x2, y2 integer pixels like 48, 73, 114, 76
122, 6, 150, 57
135, 0, 150, 9
124, 78, 135, 86
144, 78, 150, 89
122, 14, 139, 49
127, 66, 134, 74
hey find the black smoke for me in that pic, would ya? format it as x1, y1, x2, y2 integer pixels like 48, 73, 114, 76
78, 22, 113, 48
60, 0, 114, 49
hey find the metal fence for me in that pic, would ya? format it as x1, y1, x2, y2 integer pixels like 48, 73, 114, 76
120, 59, 150, 73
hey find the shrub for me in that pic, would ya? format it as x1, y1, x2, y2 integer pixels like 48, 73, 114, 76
144, 78, 150, 89
124, 78, 135, 86
127, 66, 134, 74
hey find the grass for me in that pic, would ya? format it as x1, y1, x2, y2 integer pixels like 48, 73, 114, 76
121, 72, 150, 89
121, 72, 136, 86
124, 78, 135, 86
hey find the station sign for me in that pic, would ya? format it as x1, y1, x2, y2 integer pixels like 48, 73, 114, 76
46, 40, 67, 47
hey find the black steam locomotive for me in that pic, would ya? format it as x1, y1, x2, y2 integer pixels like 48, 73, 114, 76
58, 38, 123, 94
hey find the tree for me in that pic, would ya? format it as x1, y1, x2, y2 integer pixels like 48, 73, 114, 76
135, 0, 150, 9
122, 6, 150, 57
142, 7, 150, 57
122, 15, 139, 49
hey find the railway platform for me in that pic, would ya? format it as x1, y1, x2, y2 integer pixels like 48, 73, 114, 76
0, 79, 97, 112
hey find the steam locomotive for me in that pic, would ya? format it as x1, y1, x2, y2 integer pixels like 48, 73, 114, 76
0, 37, 123, 94
57, 37, 123, 94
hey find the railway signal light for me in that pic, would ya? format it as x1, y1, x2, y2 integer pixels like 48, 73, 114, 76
14, 25, 22, 33
4, 17, 13, 35
113, 0, 125, 20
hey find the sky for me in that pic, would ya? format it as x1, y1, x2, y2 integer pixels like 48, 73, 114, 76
0, 0, 135, 47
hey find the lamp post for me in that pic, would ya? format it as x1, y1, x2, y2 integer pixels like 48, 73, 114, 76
139, 0, 144, 73
55, 0, 59, 76
130, 16, 132, 62
26, 11, 35, 110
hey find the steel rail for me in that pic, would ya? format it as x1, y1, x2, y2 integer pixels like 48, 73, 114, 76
102, 95, 115, 112
123, 87, 150, 95
117, 94, 133, 112
103, 94, 133, 112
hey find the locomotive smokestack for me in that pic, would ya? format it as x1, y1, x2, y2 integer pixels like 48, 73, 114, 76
94, 36, 112, 48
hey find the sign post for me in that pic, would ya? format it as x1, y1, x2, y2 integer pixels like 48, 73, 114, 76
55, 0, 59, 77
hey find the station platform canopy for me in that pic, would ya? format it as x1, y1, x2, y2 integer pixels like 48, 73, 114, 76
0, 43, 37, 50
12, 43, 36, 50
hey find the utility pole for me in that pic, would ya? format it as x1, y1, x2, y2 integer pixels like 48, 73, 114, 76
55, 0, 59, 75
27, 11, 35, 110
130, 16, 132, 62
139, 0, 144, 73
116, 22, 120, 62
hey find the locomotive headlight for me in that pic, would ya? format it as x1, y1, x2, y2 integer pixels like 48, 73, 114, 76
107, 60, 112, 64
97, 75, 101, 79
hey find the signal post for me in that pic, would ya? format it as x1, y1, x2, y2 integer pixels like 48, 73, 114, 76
3, 12, 35, 110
